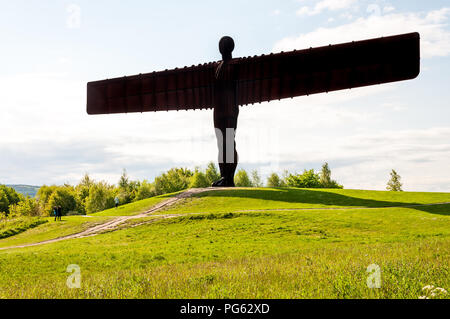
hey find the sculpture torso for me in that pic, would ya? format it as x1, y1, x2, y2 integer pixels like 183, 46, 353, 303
214, 61, 239, 124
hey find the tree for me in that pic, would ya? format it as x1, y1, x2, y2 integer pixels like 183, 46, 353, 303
85, 182, 115, 214
135, 180, 155, 200
0, 185, 23, 216
190, 169, 210, 188
118, 169, 130, 189
36, 185, 58, 209
285, 169, 321, 188
267, 173, 282, 187
75, 174, 94, 214
0, 190, 9, 215
46, 187, 78, 216
234, 169, 252, 187
319, 163, 343, 189
387, 169, 403, 191
251, 170, 263, 187
117, 169, 140, 203
80, 173, 93, 188
280, 170, 290, 187
9, 197, 41, 217
205, 162, 220, 185
153, 168, 193, 195
320, 162, 332, 188
1, 185, 22, 206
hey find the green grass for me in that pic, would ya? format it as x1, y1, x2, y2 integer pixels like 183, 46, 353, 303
90, 193, 176, 217
159, 188, 450, 215
0, 217, 48, 239
0, 188, 449, 299
0, 216, 112, 248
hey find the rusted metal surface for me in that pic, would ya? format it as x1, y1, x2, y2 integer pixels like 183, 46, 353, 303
234, 32, 420, 105
87, 32, 419, 115
87, 62, 218, 114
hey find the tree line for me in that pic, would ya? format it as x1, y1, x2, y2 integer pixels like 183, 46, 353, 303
1, 163, 402, 218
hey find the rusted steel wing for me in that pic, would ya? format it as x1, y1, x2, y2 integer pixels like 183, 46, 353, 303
87, 32, 420, 114
87, 62, 218, 115
234, 32, 420, 105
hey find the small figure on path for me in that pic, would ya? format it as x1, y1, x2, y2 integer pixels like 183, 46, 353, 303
114, 196, 119, 209
57, 206, 62, 221
53, 206, 57, 221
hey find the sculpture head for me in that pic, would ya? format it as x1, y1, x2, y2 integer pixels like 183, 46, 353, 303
219, 36, 234, 61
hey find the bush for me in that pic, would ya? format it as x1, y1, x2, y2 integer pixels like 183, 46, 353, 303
85, 182, 116, 214
190, 170, 210, 188
9, 197, 42, 217
387, 169, 403, 191
117, 170, 140, 204
251, 170, 263, 187
285, 169, 321, 188
267, 173, 282, 187
135, 180, 156, 201
0, 185, 23, 216
0, 190, 9, 216
319, 163, 343, 189
46, 187, 78, 216
36, 185, 59, 208
153, 168, 193, 195
235, 169, 252, 187
0, 217, 47, 239
205, 162, 220, 185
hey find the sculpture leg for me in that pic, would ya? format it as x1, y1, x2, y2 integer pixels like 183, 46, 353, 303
213, 115, 238, 187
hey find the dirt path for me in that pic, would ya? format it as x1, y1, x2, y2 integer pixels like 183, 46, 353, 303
0, 188, 219, 251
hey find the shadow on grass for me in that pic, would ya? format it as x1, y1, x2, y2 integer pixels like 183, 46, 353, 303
196, 188, 450, 216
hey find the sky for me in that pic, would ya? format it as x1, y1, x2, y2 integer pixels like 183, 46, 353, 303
0, 0, 449, 191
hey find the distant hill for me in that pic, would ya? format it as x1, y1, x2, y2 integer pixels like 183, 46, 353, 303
6, 185, 40, 198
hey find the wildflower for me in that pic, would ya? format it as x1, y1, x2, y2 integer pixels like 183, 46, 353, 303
420, 285, 448, 299
434, 287, 447, 294
422, 285, 435, 291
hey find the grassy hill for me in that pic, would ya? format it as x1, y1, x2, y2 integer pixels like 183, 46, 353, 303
0, 188, 448, 299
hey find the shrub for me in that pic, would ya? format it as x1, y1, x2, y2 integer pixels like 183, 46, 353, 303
251, 170, 263, 187
387, 169, 403, 191
235, 169, 252, 187
0, 190, 9, 216
153, 168, 193, 195
190, 170, 210, 188
0, 217, 47, 239
85, 182, 115, 214
0, 185, 23, 216
267, 173, 282, 187
205, 162, 220, 185
8, 197, 42, 217
319, 163, 343, 189
135, 180, 156, 201
285, 169, 321, 188
46, 187, 78, 216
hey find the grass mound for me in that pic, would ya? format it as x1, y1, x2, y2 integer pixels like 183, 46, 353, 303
163, 187, 450, 215
0, 217, 48, 239
0, 188, 449, 298
90, 192, 177, 217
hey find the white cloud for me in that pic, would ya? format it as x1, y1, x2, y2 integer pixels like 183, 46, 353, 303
297, 0, 358, 16
276, 7, 450, 58
383, 6, 395, 14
